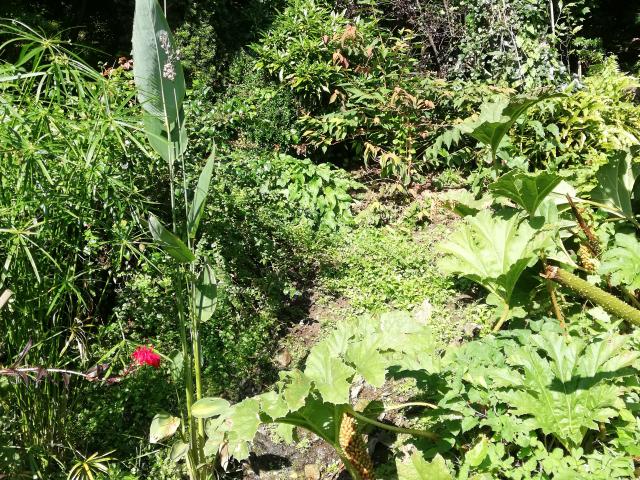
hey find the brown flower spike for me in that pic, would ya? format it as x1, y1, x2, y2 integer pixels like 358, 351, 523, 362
339, 413, 375, 480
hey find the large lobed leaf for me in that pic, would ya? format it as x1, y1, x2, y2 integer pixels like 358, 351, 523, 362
460, 93, 562, 158
489, 170, 562, 216
590, 150, 640, 220
438, 210, 545, 305
496, 332, 638, 449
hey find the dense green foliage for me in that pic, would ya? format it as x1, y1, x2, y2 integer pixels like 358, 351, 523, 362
1, 0, 640, 479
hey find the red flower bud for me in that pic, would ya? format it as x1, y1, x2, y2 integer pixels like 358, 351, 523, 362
132, 345, 161, 368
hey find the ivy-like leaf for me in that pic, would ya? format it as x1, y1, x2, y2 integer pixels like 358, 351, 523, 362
281, 369, 312, 412
228, 398, 261, 443
489, 170, 562, 216
304, 342, 354, 404
148, 215, 195, 263
259, 391, 290, 420
346, 335, 387, 387
599, 233, 640, 290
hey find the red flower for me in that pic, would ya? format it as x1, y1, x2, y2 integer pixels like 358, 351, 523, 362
132, 345, 162, 368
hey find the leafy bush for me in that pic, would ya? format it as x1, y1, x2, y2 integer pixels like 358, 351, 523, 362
387, 0, 594, 88
252, 0, 446, 182
515, 60, 640, 177
196, 52, 299, 149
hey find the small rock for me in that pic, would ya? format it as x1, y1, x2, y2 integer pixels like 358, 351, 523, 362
414, 298, 433, 324
275, 348, 293, 368
462, 322, 481, 338
304, 464, 320, 480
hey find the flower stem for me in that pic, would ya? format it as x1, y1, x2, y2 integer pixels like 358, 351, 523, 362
347, 408, 438, 441
544, 266, 640, 327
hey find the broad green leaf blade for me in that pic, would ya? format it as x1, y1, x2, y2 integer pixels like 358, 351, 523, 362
259, 391, 290, 420
396, 453, 453, 480
169, 441, 189, 462
228, 398, 261, 443
295, 395, 342, 443
465, 437, 489, 467
142, 112, 187, 165
192, 397, 230, 419
499, 332, 629, 449
346, 336, 387, 387
132, 0, 187, 162
132, 0, 185, 122
461, 93, 563, 157
149, 412, 180, 443
281, 369, 312, 412
438, 210, 542, 305
489, 170, 562, 216
193, 261, 217, 323
304, 342, 354, 404
590, 150, 640, 219
148, 214, 195, 263
188, 150, 216, 239
600, 233, 640, 290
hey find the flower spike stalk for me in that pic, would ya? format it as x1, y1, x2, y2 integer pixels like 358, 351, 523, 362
544, 266, 640, 327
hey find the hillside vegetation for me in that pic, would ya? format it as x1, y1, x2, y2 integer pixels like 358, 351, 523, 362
1, 1, 640, 479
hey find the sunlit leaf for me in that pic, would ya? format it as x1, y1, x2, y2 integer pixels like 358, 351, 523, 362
188, 150, 216, 238
149, 412, 180, 443
489, 170, 562, 216
132, 0, 187, 164
304, 342, 354, 404
600, 233, 640, 290
193, 261, 217, 322
148, 214, 195, 263
590, 150, 640, 219
396, 452, 453, 480
438, 210, 544, 306
192, 397, 230, 419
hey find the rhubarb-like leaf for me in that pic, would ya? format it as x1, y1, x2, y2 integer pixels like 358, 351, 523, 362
439, 210, 543, 306
590, 150, 640, 219
489, 170, 562, 216
498, 332, 637, 449
304, 342, 354, 404
346, 335, 386, 387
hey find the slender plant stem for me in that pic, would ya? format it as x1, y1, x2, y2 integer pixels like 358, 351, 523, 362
492, 304, 510, 332
168, 142, 200, 473
347, 408, 438, 441
384, 401, 439, 411
546, 279, 566, 332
